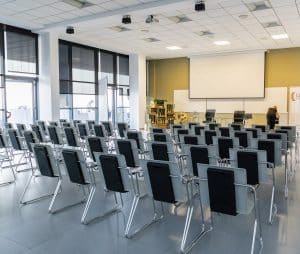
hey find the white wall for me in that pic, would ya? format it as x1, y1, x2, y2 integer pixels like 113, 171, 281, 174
38, 32, 60, 121
129, 54, 146, 129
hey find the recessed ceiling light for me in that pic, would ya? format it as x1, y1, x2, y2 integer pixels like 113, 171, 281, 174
213, 40, 230, 46
272, 33, 288, 40
166, 46, 182, 50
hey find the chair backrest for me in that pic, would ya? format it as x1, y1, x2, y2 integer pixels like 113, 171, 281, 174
77, 123, 88, 138
182, 135, 204, 145
204, 130, 217, 145
230, 124, 242, 131
126, 131, 143, 150
8, 129, 23, 150
115, 139, 139, 167
198, 164, 250, 215
96, 153, 130, 193
101, 121, 113, 136
151, 128, 164, 134
152, 133, 168, 142
62, 149, 89, 185
0, 134, 7, 148
208, 123, 219, 130
87, 120, 95, 130
31, 124, 44, 142
275, 130, 290, 148
188, 122, 198, 129
257, 139, 280, 166
64, 127, 79, 147
148, 142, 176, 162
176, 129, 189, 143
278, 126, 296, 142
245, 128, 258, 139
234, 131, 249, 148
23, 131, 38, 153
49, 121, 58, 127
219, 127, 230, 137
16, 123, 26, 137
216, 137, 234, 159
267, 132, 288, 150
33, 144, 59, 177
47, 126, 62, 145
142, 160, 186, 204
253, 125, 267, 132
87, 137, 108, 161
94, 124, 106, 138
189, 145, 210, 176
62, 122, 71, 128
72, 120, 81, 128
37, 121, 46, 132
117, 122, 128, 138
193, 125, 205, 136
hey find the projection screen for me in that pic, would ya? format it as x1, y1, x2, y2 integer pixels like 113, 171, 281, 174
189, 51, 265, 99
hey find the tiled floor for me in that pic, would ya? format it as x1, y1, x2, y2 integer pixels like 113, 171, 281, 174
0, 155, 299, 254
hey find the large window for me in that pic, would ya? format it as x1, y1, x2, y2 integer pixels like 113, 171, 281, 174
59, 40, 130, 125
59, 40, 97, 121
0, 25, 38, 126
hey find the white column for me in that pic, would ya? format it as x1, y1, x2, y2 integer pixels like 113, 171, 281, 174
129, 54, 146, 130
38, 32, 60, 121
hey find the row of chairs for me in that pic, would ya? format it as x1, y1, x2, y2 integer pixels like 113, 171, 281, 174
0, 120, 298, 254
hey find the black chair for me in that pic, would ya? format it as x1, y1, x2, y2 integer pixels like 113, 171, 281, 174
193, 125, 205, 136
94, 124, 107, 138
49, 121, 59, 127
204, 130, 217, 145
16, 123, 26, 137
47, 126, 63, 145
64, 127, 80, 147
234, 131, 249, 148
151, 128, 164, 134
176, 129, 189, 143
182, 135, 204, 145
126, 130, 146, 154
0, 133, 15, 185
77, 123, 88, 139
188, 122, 198, 129
208, 123, 219, 130
245, 128, 259, 139
216, 137, 234, 160
197, 165, 263, 254
20, 144, 60, 205
37, 121, 46, 133
62, 122, 71, 128
115, 139, 140, 168
128, 160, 209, 253
148, 141, 176, 162
219, 127, 230, 137
117, 122, 128, 138
31, 124, 45, 143
87, 120, 96, 130
87, 137, 108, 162
230, 123, 242, 131
253, 125, 267, 132
101, 121, 113, 137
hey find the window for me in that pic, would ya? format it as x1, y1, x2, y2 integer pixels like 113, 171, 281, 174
59, 40, 97, 121
59, 40, 130, 125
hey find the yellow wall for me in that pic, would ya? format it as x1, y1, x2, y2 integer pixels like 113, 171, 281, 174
148, 48, 300, 103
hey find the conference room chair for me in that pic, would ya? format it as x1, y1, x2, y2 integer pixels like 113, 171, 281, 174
234, 130, 252, 148
49, 121, 59, 127
86, 136, 108, 162
147, 141, 177, 162
204, 130, 218, 145
188, 122, 199, 129
219, 127, 231, 137
117, 122, 128, 138
181, 134, 205, 146
197, 164, 263, 254
245, 127, 261, 139
37, 120, 47, 135
213, 137, 239, 163
7, 128, 31, 173
184, 144, 218, 177
126, 159, 208, 254
62, 122, 71, 128
149, 127, 166, 134
126, 130, 147, 156
87, 120, 96, 131
149, 132, 172, 143
16, 123, 26, 137
47, 125, 64, 147
72, 120, 81, 128
208, 123, 219, 131
192, 125, 205, 136
51, 148, 98, 224
31, 124, 47, 143
77, 123, 89, 139
20, 144, 60, 205
93, 124, 107, 138
101, 121, 114, 137
230, 123, 242, 131
175, 128, 190, 144
229, 148, 276, 224
0, 133, 15, 186
64, 127, 82, 148
253, 124, 267, 133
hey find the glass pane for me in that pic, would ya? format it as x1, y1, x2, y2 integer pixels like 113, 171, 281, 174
107, 87, 115, 123
73, 94, 95, 108
59, 43, 70, 80
116, 107, 130, 125
72, 46, 95, 82
73, 108, 95, 121
5, 31, 37, 74
73, 82, 95, 94
6, 80, 33, 125
60, 94, 72, 108
117, 87, 130, 108
60, 109, 71, 121
100, 51, 114, 84
118, 55, 129, 86
59, 80, 72, 94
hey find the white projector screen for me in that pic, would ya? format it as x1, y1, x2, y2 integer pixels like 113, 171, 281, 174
189, 51, 265, 99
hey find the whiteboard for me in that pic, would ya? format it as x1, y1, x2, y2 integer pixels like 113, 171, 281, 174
174, 87, 287, 113
190, 51, 265, 99
174, 90, 206, 112
244, 87, 287, 113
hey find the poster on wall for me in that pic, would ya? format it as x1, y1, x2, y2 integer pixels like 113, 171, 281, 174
289, 87, 300, 126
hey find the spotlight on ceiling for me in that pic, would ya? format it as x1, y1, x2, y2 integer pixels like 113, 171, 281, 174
122, 15, 132, 24
145, 15, 159, 24
195, 0, 205, 12
66, 26, 75, 34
